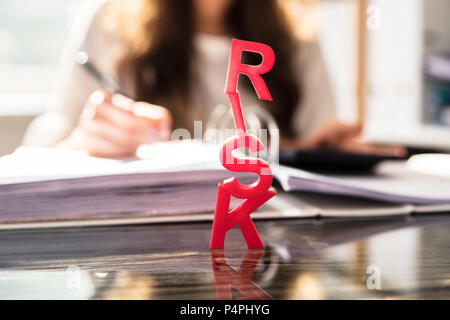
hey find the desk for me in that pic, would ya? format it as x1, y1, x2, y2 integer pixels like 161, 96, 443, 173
0, 214, 449, 299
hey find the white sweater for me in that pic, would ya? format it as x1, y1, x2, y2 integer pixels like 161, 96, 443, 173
23, 1, 336, 146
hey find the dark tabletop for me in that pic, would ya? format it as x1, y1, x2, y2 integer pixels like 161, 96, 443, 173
0, 214, 449, 300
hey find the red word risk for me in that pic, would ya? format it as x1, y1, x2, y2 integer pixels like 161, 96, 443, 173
210, 39, 276, 250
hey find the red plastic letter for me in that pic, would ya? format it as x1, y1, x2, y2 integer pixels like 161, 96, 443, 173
225, 39, 275, 133
226, 39, 275, 101
210, 250, 274, 300
210, 39, 276, 250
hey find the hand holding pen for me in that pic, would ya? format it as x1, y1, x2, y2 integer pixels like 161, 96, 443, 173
66, 52, 172, 158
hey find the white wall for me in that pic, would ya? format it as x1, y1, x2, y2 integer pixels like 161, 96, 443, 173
365, 0, 423, 133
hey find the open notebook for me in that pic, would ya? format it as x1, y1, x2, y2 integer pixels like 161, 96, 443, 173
1, 142, 450, 230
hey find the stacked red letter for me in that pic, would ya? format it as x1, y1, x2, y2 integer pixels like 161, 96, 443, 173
210, 39, 276, 250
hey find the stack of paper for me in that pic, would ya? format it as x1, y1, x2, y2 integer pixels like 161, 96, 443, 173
0, 142, 254, 227
1, 141, 450, 230
275, 163, 450, 205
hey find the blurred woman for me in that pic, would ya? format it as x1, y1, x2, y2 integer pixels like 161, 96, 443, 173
23, 0, 403, 158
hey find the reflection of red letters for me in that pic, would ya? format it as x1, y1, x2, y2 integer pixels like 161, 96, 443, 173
210, 250, 273, 300
210, 39, 276, 250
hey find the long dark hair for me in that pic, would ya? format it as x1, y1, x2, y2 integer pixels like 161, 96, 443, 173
112, 0, 300, 137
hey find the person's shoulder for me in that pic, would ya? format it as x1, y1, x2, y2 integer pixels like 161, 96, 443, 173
79, 0, 118, 45
72, 0, 109, 36
71, 0, 123, 71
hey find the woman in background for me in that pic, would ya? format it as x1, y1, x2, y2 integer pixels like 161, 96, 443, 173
23, 0, 403, 158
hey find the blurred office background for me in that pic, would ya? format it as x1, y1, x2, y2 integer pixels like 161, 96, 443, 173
0, 0, 449, 299
1, 0, 450, 156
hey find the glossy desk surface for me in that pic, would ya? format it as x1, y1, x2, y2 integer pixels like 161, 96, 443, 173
0, 214, 449, 299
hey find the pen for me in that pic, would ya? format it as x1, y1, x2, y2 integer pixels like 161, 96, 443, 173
75, 51, 130, 98
75, 51, 170, 141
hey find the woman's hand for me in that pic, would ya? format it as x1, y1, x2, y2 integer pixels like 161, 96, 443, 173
283, 121, 406, 157
63, 91, 172, 158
